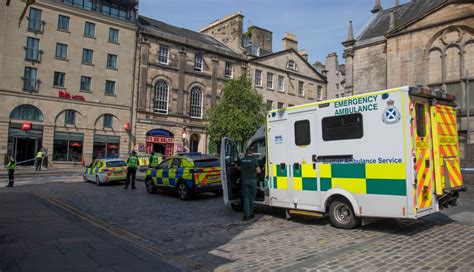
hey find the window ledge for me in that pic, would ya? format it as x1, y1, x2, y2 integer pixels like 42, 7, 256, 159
57, 29, 71, 33
104, 93, 116, 97
278, 90, 285, 93
80, 89, 92, 93
55, 57, 69, 62
255, 85, 263, 88
106, 67, 118, 71
267, 88, 274, 92
53, 85, 66, 89
84, 35, 96, 39
108, 41, 120, 45
82, 62, 94, 67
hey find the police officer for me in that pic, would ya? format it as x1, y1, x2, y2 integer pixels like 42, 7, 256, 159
148, 151, 159, 168
5, 156, 16, 187
124, 151, 139, 189
236, 148, 261, 221
35, 149, 45, 171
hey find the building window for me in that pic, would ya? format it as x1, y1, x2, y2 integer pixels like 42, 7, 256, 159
190, 87, 203, 118
53, 72, 65, 88
55, 43, 68, 59
84, 22, 95, 37
80, 76, 91, 91
57, 15, 70, 31
158, 45, 169, 64
317, 85, 323, 100
278, 75, 285, 92
322, 113, 363, 141
53, 132, 84, 162
27, 8, 43, 33
294, 120, 311, 146
100, 1, 131, 21
93, 135, 120, 159
153, 80, 169, 114
287, 60, 297, 70
103, 114, 113, 128
25, 37, 41, 62
82, 49, 93, 64
23, 67, 38, 91
108, 28, 119, 43
106, 54, 117, 69
267, 72, 273, 89
105, 80, 115, 95
64, 110, 76, 125
255, 69, 262, 86
10, 105, 44, 121
277, 102, 284, 109
266, 100, 273, 110
336, 83, 340, 90
194, 52, 203, 71
225, 62, 233, 78
298, 81, 305, 96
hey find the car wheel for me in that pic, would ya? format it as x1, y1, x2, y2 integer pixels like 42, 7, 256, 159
328, 199, 361, 229
95, 176, 101, 186
177, 182, 191, 200
145, 178, 157, 194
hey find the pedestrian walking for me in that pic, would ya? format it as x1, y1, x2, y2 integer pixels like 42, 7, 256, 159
124, 151, 139, 189
35, 149, 45, 171
5, 156, 16, 187
236, 148, 261, 221
148, 151, 160, 168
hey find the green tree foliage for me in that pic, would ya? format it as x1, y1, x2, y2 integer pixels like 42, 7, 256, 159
207, 75, 266, 152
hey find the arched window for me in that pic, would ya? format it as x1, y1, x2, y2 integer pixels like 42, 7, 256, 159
10, 104, 44, 121
190, 87, 203, 118
153, 80, 169, 114
190, 134, 199, 152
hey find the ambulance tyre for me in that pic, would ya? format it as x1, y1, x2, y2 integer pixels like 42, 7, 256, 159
328, 199, 361, 229
177, 181, 191, 200
145, 178, 157, 194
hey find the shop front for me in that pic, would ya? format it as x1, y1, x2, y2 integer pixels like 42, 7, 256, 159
93, 135, 120, 159
52, 132, 84, 162
145, 129, 174, 157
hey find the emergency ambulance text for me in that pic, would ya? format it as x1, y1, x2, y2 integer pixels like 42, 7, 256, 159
334, 95, 379, 116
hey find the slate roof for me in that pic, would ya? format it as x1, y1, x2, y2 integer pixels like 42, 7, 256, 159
138, 16, 236, 54
357, 0, 447, 41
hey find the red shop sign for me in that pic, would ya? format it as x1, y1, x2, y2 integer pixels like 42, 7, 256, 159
146, 136, 174, 144
108, 144, 119, 149
21, 121, 32, 131
70, 142, 82, 147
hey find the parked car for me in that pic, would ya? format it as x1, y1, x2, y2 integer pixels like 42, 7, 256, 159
84, 158, 128, 185
145, 153, 222, 200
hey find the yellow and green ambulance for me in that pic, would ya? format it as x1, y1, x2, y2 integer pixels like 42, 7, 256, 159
145, 153, 221, 200
221, 86, 465, 229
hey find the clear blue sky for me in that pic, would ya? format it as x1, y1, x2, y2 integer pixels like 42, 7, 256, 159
139, 0, 409, 65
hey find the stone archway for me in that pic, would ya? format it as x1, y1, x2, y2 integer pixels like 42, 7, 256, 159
190, 133, 200, 153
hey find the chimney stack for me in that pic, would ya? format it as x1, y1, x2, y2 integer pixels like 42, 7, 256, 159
394, 0, 400, 6
388, 11, 396, 31
298, 49, 308, 61
371, 0, 383, 13
282, 32, 298, 50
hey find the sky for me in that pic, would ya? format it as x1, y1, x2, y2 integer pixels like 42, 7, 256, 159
138, 0, 410, 65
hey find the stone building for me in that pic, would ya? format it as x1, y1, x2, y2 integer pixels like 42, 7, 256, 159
133, 16, 247, 156
201, 12, 327, 109
313, 53, 346, 100
342, 0, 474, 144
0, 0, 138, 167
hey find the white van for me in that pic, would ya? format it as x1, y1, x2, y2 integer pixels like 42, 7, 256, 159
220, 86, 465, 229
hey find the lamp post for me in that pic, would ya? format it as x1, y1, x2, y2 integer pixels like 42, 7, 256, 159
182, 127, 188, 152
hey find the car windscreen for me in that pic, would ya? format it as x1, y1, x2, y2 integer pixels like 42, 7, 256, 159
106, 161, 126, 167
193, 159, 220, 168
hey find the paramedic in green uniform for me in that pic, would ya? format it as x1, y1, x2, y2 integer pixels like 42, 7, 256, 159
124, 151, 139, 189
237, 148, 261, 221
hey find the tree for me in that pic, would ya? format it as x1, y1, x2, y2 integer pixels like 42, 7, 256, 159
206, 75, 266, 152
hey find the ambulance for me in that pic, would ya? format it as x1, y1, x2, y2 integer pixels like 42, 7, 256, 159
220, 86, 465, 229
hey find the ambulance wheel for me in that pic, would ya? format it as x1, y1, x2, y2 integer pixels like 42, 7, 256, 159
145, 178, 157, 194
95, 176, 101, 186
177, 182, 191, 200
328, 199, 361, 229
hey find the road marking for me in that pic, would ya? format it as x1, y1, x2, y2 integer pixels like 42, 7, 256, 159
43, 196, 211, 271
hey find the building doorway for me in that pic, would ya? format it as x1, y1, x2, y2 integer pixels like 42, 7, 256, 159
190, 134, 199, 153
146, 129, 174, 157
14, 137, 40, 165
152, 143, 166, 154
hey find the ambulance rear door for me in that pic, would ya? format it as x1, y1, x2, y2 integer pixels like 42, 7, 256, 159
220, 137, 240, 206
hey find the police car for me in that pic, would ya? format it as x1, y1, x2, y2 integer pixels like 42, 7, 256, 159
144, 153, 222, 200
83, 158, 128, 185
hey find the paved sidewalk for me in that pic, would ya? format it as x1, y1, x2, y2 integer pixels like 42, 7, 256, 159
0, 192, 179, 272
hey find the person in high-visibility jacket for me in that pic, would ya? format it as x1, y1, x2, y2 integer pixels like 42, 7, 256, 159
148, 152, 160, 168
124, 151, 139, 189
5, 156, 16, 187
35, 149, 45, 171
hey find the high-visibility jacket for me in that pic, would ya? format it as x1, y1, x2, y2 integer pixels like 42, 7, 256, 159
149, 154, 160, 168
36, 151, 44, 159
7, 159, 16, 170
127, 155, 139, 168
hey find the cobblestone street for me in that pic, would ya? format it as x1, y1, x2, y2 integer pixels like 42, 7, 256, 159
0, 176, 473, 271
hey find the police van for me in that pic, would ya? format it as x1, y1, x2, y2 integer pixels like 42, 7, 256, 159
220, 86, 465, 229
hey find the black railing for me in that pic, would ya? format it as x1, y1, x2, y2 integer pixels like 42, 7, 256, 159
24, 48, 43, 63
27, 17, 45, 33
22, 78, 41, 92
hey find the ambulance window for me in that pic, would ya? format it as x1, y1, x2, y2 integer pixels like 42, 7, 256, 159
294, 120, 311, 146
415, 103, 426, 137
322, 113, 363, 141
